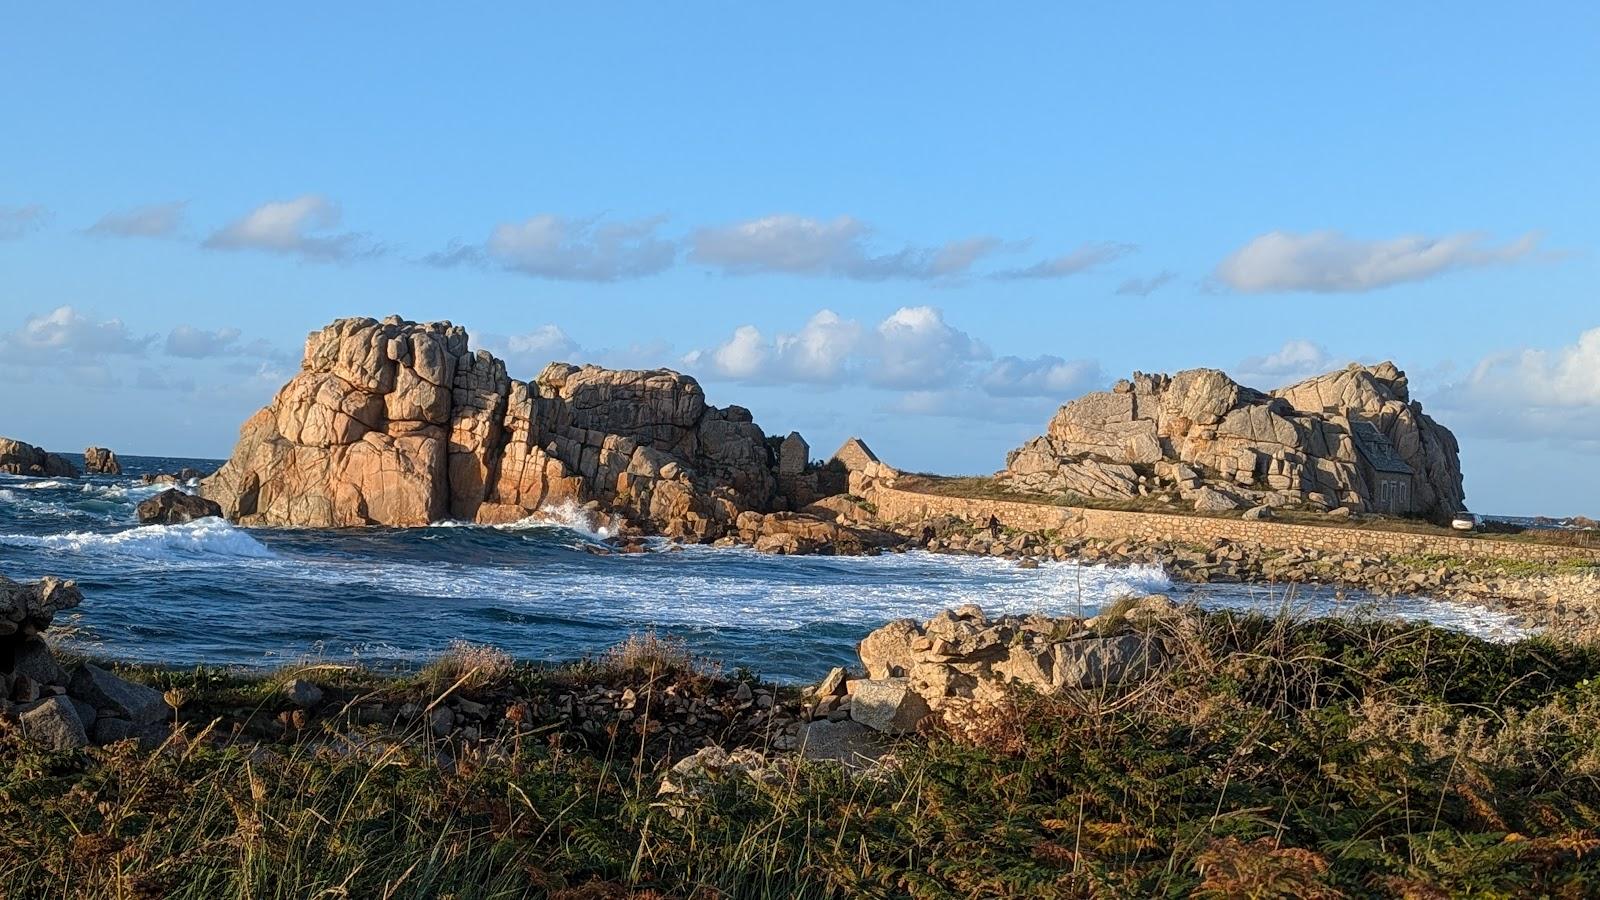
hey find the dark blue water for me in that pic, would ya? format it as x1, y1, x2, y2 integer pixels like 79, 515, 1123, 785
0, 455, 1524, 681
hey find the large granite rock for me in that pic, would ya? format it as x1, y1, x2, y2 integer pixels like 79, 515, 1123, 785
202, 316, 784, 539
136, 489, 223, 525
0, 437, 78, 477
999, 363, 1465, 519
83, 446, 121, 475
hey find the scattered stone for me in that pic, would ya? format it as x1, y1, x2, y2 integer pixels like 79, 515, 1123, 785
816, 666, 848, 698
847, 678, 931, 734
70, 664, 167, 725
283, 678, 324, 707
1242, 504, 1273, 520
11, 638, 67, 687
19, 695, 88, 751
428, 706, 454, 737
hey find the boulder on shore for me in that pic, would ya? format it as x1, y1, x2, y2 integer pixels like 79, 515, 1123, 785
137, 489, 223, 525
3, 571, 173, 749
83, 446, 121, 475
0, 437, 78, 477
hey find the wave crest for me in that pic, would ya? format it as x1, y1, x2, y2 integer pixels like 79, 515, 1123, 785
0, 517, 275, 560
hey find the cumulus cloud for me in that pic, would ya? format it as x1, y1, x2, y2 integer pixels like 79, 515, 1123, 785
451, 214, 679, 282
0, 204, 50, 240
979, 355, 1102, 398
1215, 230, 1543, 293
991, 241, 1135, 280
1430, 325, 1600, 444
204, 195, 378, 262
871, 306, 989, 388
684, 306, 989, 390
86, 201, 187, 238
479, 325, 584, 371
1234, 339, 1349, 388
0, 306, 153, 361
689, 214, 1005, 281
1115, 270, 1177, 297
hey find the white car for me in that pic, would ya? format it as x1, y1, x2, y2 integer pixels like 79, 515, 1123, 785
1451, 513, 1477, 531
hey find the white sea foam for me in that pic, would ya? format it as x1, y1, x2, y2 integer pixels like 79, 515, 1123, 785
428, 500, 613, 540
0, 518, 275, 561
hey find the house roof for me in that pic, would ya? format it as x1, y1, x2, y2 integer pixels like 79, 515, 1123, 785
1351, 422, 1413, 475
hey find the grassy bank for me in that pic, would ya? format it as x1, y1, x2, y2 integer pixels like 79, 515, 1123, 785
8, 614, 1600, 897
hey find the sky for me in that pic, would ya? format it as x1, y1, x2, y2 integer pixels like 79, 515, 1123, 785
1, 5, 1596, 516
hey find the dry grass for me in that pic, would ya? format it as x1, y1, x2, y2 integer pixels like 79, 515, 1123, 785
414, 639, 515, 694
595, 629, 711, 680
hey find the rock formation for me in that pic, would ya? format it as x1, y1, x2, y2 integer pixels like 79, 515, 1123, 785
999, 362, 1465, 519
2, 572, 171, 750
137, 489, 223, 525
811, 600, 1174, 734
83, 446, 121, 475
0, 437, 78, 477
203, 316, 825, 540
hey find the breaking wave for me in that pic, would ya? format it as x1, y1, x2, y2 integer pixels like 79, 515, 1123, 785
0, 517, 275, 561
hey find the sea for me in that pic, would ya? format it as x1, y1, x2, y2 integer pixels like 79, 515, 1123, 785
0, 454, 1528, 683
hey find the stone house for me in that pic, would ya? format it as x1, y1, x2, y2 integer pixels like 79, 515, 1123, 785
1351, 421, 1414, 514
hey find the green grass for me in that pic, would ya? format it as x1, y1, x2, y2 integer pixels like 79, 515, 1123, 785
10, 615, 1600, 897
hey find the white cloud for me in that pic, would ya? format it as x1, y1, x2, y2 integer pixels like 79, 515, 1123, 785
682, 311, 867, 383
479, 325, 584, 373
689, 214, 1005, 281
992, 241, 1135, 280
1215, 230, 1542, 293
1115, 270, 1177, 297
204, 195, 378, 262
1234, 339, 1347, 388
0, 204, 49, 240
979, 355, 1102, 397
1431, 326, 1600, 442
86, 201, 187, 238
1, 306, 153, 361
165, 325, 243, 358
478, 214, 676, 282
871, 306, 989, 388
684, 305, 988, 390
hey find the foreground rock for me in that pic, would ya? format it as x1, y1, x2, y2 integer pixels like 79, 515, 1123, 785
1000, 362, 1465, 520
82, 446, 121, 475
202, 316, 869, 546
829, 601, 1174, 734
2, 572, 172, 749
136, 489, 223, 525
0, 437, 78, 477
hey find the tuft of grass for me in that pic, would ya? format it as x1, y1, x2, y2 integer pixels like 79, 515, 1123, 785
414, 640, 515, 695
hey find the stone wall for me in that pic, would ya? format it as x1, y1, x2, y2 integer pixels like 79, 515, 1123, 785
868, 485, 1600, 566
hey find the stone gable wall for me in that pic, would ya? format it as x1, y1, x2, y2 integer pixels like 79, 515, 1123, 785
868, 485, 1600, 565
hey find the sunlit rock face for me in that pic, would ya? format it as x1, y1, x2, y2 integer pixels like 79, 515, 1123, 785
203, 315, 778, 538
1000, 361, 1465, 519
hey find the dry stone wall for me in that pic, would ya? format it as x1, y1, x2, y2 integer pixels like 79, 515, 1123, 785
868, 485, 1600, 566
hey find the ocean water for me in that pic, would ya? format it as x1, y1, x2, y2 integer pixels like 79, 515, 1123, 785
0, 454, 1527, 682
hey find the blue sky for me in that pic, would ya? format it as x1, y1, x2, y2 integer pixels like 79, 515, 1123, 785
2, 4, 1596, 515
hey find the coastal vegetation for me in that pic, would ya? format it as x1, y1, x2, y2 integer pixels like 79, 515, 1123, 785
8, 612, 1600, 897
